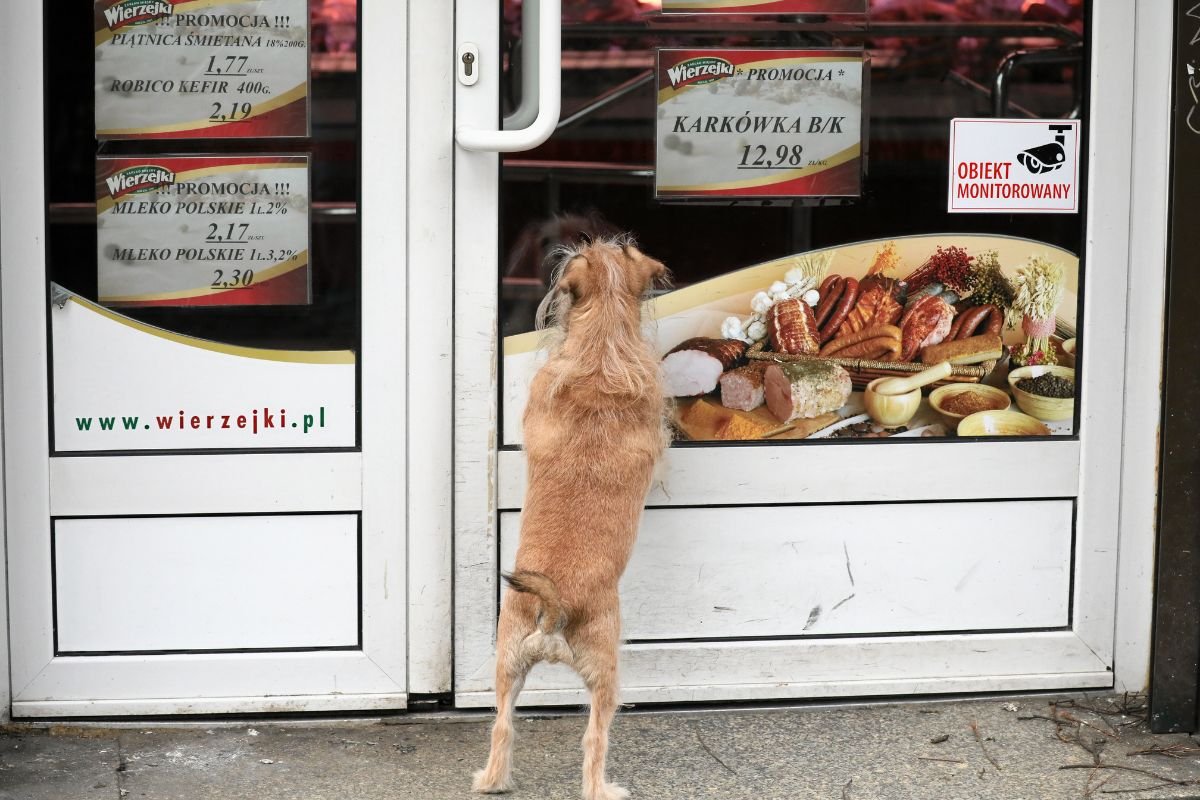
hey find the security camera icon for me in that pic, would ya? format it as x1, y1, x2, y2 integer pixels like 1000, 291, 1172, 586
1017, 124, 1073, 175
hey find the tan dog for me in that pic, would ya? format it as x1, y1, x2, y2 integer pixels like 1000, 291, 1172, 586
473, 237, 669, 800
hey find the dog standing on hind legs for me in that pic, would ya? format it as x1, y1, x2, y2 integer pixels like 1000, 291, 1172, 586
472, 237, 669, 800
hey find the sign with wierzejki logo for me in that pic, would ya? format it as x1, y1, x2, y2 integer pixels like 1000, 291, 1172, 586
655, 49, 865, 200
96, 155, 311, 307
662, 0, 867, 13
94, 0, 309, 139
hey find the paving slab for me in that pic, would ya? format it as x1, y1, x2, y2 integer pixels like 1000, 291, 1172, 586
3, 694, 1200, 800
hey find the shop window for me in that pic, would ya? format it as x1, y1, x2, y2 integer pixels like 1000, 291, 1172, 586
47, 2, 361, 453
500, 0, 1086, 445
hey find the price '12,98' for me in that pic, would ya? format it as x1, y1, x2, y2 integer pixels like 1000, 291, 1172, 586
738, 144, 805, 170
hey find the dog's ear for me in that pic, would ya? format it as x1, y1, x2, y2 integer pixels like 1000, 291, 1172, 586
625, 245, 668, 292
558, 255, 587, 299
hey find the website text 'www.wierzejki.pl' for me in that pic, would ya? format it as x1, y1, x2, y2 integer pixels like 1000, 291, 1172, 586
73, 407, 327, 434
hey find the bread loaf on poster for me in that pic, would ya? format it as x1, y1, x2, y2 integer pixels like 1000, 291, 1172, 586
919, 333, 1003, 365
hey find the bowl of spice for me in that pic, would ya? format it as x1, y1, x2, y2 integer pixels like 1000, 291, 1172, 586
1008, 365, 1075, 421
957, 409, 1051, 437
929, 384, 1012, 430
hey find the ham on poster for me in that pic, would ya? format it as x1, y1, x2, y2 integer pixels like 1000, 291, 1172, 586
94, 0, 310, 139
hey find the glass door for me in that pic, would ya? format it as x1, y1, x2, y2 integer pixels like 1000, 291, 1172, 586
455, 0, 1134, 706
1, 0, 408, 716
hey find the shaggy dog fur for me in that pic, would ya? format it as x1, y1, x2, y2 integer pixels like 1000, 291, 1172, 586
473, 237, 669, 800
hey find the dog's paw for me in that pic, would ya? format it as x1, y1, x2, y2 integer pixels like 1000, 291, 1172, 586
473, 768, 514, 794
584, 782, 629, 800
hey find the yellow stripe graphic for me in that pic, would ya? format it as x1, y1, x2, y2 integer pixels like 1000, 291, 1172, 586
658, 143, 860, 193
96, 83, 307, 138
503, 235, 1079, 356
68, 294, 353, 365
98, 252, 308, 303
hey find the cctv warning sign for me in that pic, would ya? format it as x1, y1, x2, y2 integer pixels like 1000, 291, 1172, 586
948, 118, 1080, 213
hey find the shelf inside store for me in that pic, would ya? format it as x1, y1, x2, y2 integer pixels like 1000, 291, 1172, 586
47, 202, 357, 224
312, 52, 357, 74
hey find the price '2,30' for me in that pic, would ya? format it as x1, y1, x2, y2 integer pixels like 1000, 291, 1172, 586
211, 269, 255, 290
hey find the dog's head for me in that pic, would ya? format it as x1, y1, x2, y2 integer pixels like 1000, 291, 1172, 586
555, 236, 667, 303
535, 236, 668, 332
535, 236, 671, 399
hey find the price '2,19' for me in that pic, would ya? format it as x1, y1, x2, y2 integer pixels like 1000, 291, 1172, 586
738, 144, 805, 170
209, 100, 253, 123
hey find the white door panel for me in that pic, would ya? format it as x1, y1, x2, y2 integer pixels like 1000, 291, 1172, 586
456, 0, 1132, 705
500, 501, 1073, 640
54, 515, 359, 653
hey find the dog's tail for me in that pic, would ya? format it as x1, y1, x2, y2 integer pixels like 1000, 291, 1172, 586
503, 570, 568, 634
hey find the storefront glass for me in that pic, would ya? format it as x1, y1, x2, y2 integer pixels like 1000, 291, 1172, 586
500, 0, 1086, 444
47, 1, 360, 452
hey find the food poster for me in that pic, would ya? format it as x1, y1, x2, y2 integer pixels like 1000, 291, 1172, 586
661, 0, 867, 12
94, 0, 309, 139
503, 235, 1079, 445
96, 155, 310, 307
656, 49, 864, 199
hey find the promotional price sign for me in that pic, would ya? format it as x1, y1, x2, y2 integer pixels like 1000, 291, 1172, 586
947, 118, 1081, 213
656, 49, 865, 200
96, 155, 311, 307
662, 0, 866, 12
94, 0, 309, 139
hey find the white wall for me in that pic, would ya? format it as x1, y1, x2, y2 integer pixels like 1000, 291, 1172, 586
0, 191, 9, 723
1113, 0, 1173, 694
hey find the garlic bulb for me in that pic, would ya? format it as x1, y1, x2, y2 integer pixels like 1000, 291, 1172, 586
721, 316, 752, 343
750, 291, 774, 315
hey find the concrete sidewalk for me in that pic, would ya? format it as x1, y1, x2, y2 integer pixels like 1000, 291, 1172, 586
4, 693, 1200, 800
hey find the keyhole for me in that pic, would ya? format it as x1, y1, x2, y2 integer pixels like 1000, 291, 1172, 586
462, 52, 475, 77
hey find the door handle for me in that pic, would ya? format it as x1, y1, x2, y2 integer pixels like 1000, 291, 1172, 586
455, 0, 561, 152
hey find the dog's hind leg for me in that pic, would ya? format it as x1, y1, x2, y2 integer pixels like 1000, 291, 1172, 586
576, 613, 629, 800
473, 610, 533, 794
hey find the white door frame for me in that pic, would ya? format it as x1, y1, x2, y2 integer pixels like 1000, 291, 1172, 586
404, 0, 456, 696
1111, 0, 1173, 694
0, 0, 409, 716
452, 0, 1155, 707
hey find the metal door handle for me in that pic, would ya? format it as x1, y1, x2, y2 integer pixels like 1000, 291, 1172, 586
455, 0, 561, 152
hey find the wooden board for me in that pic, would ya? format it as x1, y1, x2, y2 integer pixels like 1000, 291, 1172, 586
673, 396, 839, 441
